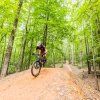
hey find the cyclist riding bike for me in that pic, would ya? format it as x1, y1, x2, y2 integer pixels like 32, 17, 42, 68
36, 41, 47, 65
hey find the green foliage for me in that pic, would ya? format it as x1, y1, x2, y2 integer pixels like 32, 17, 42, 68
0, 0, 100, 74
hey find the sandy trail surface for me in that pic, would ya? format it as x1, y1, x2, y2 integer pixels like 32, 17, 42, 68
0, 63, 99, 100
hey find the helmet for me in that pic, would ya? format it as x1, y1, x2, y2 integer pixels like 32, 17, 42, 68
37, 41, 41, 46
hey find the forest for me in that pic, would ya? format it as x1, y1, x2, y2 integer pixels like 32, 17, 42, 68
0, 0, 100, 90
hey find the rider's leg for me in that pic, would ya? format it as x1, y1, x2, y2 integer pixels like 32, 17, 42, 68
43, 55, 47, 67
39, 54, 42, 67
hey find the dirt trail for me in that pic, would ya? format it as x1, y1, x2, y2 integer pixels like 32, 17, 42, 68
64, 63, 100, 100
0, 64, 99, 100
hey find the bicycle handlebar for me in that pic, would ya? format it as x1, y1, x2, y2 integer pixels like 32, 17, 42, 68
32, 52, 46, 56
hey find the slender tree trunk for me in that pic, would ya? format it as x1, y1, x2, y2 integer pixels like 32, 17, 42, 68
96, 13, 100, 70
90, 11, 99, 90
20, 39, 27, 71
16, 31, 27, 71
16, 32, 24, 72
13, 48, 16, 63
68, 44, 71, 64
91, 29, 99, 90
71, 43, 74, 65
28, 39, 33, 68
51, 40, 55, 68
80, 40, 83, 68
43, 4, 49, 47
43, 20, 49, 46
74, 43, 78, 66
63, 52, 66, 63
53, 50, 55, 68
0, 21, 4, 28
84, 32, 91, 74
1, 0, 24, 77
44, 24, 48, 46
0, 34, 6, 43
96, 13, 100, 42
16, 5, 31, 71
0, 36, 6, 72
0, 22, 6, 43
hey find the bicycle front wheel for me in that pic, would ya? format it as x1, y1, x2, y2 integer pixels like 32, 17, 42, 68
31, 62, 41, 77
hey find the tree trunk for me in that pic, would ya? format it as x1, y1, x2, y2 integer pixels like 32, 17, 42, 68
16, 32, 27, 71
16, 5, 31, 71
43, 22, 48, 46
96, 13, 100, 70
84, 32, 91, 74
1, 0, 24, 77
90, 11, 99, 90
0, 36, 6, 72
0, 22, 6, 43
44, 24, 48, 46
13, 48, 16, 63
71, 43, 74, 65
43, 6, 49, 46
74, 43, 78, 66
0, 34, 6, 43
28, 39, 33, 68
53, 50, 55, 68
80, 40, 83, 68
20, 39, 27, 71
91, 29, 99, 90
68, 44, 71, 64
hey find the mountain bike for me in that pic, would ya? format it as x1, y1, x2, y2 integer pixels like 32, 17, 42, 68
31, 53, 46, 77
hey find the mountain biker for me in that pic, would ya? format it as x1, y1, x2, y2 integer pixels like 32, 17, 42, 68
36, 41, 47, 64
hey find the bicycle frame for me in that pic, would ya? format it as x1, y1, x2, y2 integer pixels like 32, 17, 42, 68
31, 53, 46, 77
32, 53, 46, 67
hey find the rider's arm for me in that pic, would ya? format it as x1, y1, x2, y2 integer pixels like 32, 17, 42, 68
33, 47, 39, 55
45, 49, 47, 54
42, 49, 47, 56
36, 46, 40, 50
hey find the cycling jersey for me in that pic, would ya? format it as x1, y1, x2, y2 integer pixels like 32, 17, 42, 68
36, 45, 46, 53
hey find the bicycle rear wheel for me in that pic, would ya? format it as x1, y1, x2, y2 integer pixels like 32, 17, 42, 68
31, 62, 41, 77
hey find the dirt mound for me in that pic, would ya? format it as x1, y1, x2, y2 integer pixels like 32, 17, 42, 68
0, 67, 85, 100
